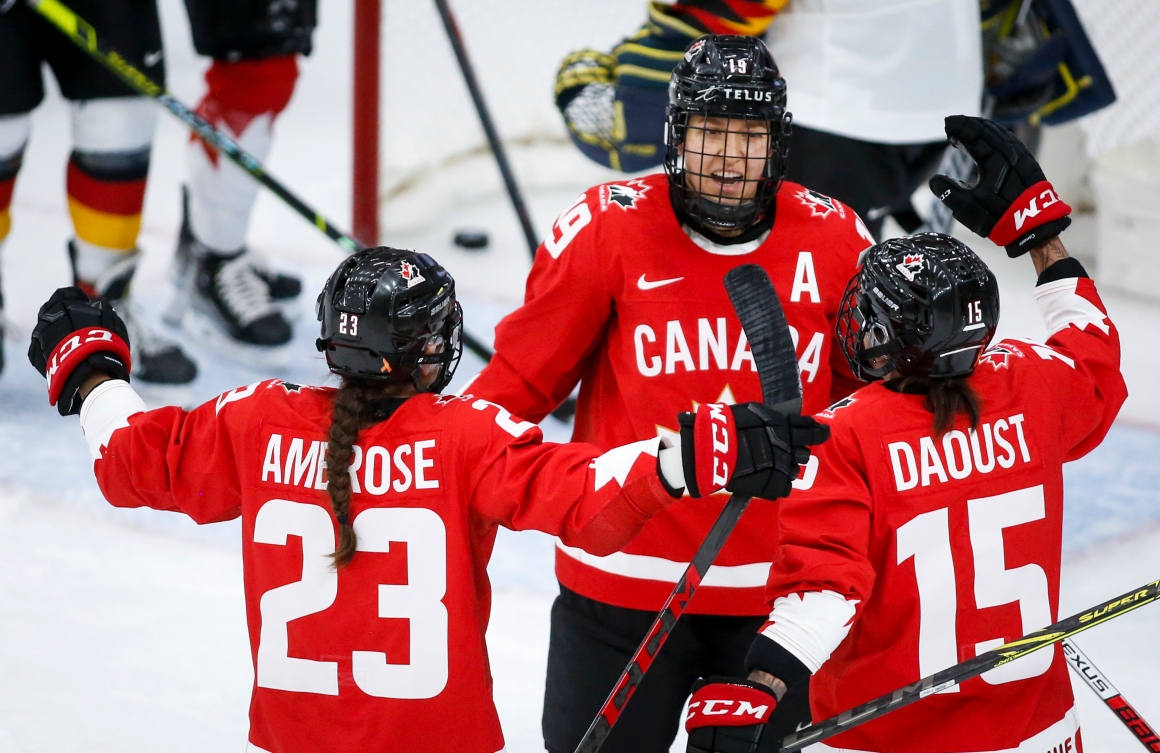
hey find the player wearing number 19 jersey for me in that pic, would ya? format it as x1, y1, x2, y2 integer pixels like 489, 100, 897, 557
469, 34, 870, 753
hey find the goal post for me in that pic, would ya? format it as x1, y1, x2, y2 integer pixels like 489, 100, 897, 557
352, 0, 381, 247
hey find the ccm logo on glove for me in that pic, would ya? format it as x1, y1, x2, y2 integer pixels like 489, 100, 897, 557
992, 182, 1068, 246
46, 328, 130, 407
685, 680, 776, 731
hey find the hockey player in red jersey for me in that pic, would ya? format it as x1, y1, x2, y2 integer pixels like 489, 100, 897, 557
26, 247, 826, 753
467, 33, 872, 753
684, 116, 1127, 753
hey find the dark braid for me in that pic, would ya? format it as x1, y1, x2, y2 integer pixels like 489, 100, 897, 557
327, 379, 392, 569
896, 375, 982, 437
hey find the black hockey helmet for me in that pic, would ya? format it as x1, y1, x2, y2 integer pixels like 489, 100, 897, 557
837, 233, 999, 381
316, 247, 462, 393
664, 34, 791, 235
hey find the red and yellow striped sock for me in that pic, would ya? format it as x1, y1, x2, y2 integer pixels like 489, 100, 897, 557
66, 148, 150, 262
0, 149, 21, 244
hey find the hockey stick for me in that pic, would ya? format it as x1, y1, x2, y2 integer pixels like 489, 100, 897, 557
1062, 638, 1160, 750
432, 0, 540, 261
574, 265, 802, 753
779, 578, 1160, 752
25, 0, 499, 365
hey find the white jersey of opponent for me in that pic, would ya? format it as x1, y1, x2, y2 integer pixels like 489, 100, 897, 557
767, 0, 983, 144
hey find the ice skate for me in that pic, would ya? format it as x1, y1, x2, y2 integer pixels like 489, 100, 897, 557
182, 249, 293, 369
166, 186, 302, 327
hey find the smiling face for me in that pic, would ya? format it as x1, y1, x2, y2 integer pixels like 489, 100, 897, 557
681, 115, 772, 208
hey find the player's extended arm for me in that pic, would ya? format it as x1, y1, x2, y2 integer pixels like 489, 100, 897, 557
465, 399, 826, 555
683, 425, 874, 753
28, 287, 244, 523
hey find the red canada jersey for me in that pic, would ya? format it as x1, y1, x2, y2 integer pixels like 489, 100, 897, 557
87, 382, 673, 753
469, 172, 872, 615
764, 276, 1126, 752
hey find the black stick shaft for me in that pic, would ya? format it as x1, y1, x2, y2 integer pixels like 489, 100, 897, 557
28, 0, 507, 363
576, 265, 801, 753
26, 0, 364, 253
432, 0, 540, 260
574, 495, 752, 753
781, 579, 1160, 752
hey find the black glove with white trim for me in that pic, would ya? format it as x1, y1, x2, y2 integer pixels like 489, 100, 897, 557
28, 287, 131, 416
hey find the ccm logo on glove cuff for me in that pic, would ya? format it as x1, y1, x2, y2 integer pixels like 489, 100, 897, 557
46, 328, 131, 406
694, 403, 737, 496
685, 683, 775, 730
989, 181, 1071, 247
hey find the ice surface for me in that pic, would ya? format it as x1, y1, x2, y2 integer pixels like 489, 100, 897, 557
0, 0, 1158, 750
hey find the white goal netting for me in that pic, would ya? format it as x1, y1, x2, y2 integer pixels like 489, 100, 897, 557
1072, 0, 1160, 159
379, 0, 641, 232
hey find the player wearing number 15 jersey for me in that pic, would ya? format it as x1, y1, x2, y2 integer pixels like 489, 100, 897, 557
686, 119, 1128, 753
27, 247, 824, 753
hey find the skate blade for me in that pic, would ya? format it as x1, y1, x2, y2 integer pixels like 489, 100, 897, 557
134, 382, 196, 410
182, 309, 292, 371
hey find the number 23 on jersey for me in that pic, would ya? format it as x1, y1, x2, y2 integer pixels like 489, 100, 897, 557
253, 500, 449, 699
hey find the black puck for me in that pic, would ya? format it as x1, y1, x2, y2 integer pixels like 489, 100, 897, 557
453, 229, 490, 250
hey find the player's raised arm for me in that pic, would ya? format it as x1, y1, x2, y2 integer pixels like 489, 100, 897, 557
930, 114, 1127, 459
28, 287, 246, 523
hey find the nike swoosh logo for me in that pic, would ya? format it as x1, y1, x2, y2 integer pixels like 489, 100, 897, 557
144, 50, 164, 67
637, 274, 684, 290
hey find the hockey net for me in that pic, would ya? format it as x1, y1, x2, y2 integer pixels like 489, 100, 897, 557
1071, 0, 1160, 159
369, 1, 1160, 237
375, 0, 641, 234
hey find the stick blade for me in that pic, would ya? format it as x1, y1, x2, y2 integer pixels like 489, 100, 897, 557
724, 264, 802, 413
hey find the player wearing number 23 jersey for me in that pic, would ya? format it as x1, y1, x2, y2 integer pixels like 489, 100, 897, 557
27, 248, 824, 753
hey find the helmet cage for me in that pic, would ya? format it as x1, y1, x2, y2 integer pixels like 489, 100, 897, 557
663, 34, 791, 234
317, 248, 463, 393
837, 234, 1000, 382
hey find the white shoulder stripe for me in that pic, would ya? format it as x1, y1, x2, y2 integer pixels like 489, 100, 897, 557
79, 379, 146, 462
1034, 277, 1110, 336
556, 541, 771, 588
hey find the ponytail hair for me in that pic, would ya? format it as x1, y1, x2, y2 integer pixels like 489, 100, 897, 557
326, 379, 387, 568
895, 375, 982, 437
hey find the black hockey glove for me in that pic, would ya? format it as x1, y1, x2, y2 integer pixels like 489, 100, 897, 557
28, 287, 131, 416
929, 115, 1072, 257
678, 402, 829, 500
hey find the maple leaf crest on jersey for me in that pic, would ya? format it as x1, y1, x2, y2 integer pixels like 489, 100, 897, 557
399, 260, 425, 288
895, 253, 924, 282
796, 188, 844, 219
979, 342, 1024, 371
601, 180, 651, 211
819, 395, 857, 418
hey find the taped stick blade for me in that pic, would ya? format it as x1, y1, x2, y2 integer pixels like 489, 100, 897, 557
724, 264, 802, 413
